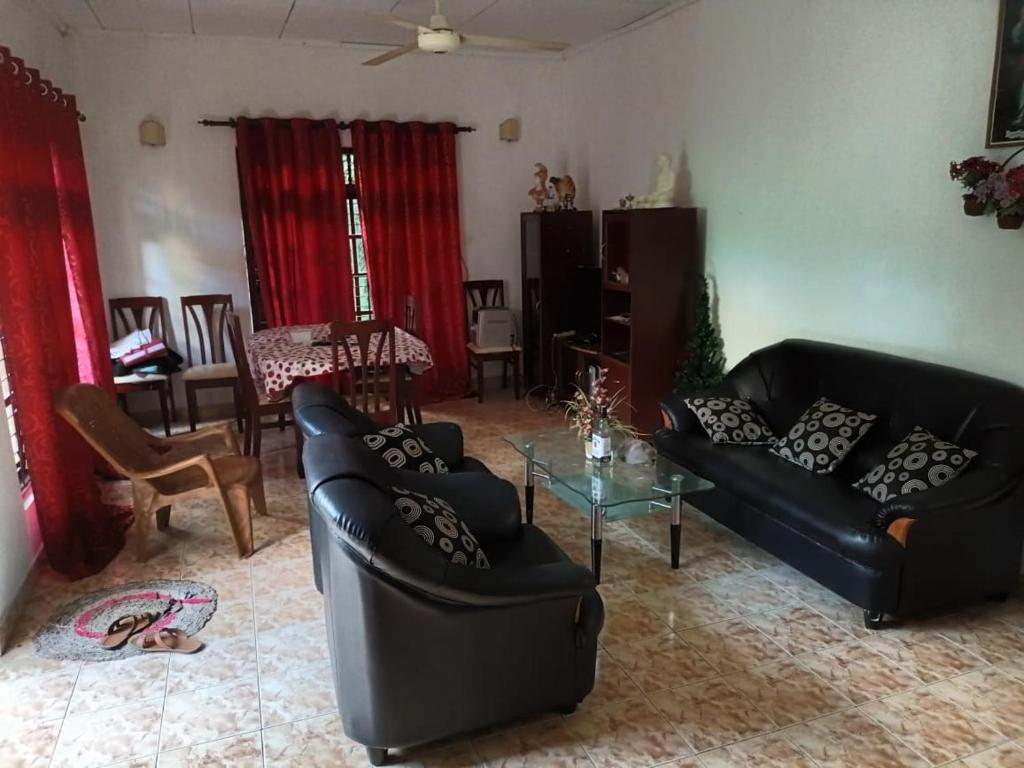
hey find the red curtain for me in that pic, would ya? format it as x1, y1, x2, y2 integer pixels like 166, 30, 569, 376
351, 120, 468, 401
0, 48, 128, 578
236, 118, 354, 326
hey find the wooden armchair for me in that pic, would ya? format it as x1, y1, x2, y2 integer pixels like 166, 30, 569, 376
55, 384, 265, 561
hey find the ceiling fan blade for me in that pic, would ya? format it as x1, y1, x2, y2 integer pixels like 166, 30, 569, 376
460, 33, 568, 52
362, 43, 419, 66
368, 12, 429, 33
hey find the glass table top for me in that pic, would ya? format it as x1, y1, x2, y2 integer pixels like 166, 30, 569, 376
504, 431, 714, 522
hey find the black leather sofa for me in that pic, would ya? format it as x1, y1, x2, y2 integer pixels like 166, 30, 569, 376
657, 339, 1024, 628
292, 381, 491, 474
302, 433, 603, 765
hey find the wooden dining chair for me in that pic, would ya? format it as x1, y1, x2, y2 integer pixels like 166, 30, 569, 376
181, 294, 243, 433
330, 319, 399, 425
225, 312, 293, 461
463, 280, 521, 403
110, 296, 176, 437
55, 383, 265, 561
401, 295, 423, 424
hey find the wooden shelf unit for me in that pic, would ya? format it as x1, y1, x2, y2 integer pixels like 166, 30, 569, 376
599, 207, 700, 435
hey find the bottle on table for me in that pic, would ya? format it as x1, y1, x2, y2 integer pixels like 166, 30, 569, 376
591, 405, 612, 465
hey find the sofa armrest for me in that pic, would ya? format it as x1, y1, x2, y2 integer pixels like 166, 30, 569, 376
420, 560, 598, 607
408, 422, 464, 468
875, 468, 1019, 529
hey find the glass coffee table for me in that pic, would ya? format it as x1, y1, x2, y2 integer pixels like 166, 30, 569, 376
504, 431, 714, 582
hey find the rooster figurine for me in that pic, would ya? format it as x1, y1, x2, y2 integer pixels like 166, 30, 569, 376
528, 163, 549, 212
549, 175, 577, 210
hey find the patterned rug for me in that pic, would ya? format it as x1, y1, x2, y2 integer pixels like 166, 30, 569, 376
33, 579, 218, 661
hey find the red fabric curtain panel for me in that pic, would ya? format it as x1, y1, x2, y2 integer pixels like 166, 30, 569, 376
0, 49, 128, 578
235, 118, 354, 326
350, 120, 468, 402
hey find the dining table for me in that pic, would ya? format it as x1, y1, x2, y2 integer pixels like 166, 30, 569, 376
248, 323, 433, 403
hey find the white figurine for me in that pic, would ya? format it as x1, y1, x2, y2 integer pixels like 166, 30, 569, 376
634, 153, 676, 208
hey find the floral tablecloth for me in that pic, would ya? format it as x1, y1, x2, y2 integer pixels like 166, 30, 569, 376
249, 324, 433, 398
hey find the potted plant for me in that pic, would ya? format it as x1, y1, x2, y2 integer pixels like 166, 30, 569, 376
564, 368, 636, 459
949, 156, 1002, 215
996, 166, 1024, 229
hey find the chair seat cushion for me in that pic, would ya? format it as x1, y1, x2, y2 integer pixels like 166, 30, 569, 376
391, 486, 490, 568
363, 424, 449, 474
183, 362, 237, 382
115, 373, 168, 385
467, 343, 520, 355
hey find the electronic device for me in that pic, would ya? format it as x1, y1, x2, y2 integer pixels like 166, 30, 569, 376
473, 307, 516, 349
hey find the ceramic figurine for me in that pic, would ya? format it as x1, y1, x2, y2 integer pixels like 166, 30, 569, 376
528, 163, 549, 212
634, 153, 676, 208
549, 175, 577, 210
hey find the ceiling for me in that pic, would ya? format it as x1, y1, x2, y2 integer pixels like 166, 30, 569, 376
32, 0, 679, 50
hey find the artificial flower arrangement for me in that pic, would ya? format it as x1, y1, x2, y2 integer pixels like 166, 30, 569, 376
950, 151, 1024, 229
564, 367, 637, 446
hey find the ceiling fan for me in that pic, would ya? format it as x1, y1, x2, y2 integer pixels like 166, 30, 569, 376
363, 0, 569, 66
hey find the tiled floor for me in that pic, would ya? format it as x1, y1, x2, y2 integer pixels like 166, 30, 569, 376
2, 393, 1024, 767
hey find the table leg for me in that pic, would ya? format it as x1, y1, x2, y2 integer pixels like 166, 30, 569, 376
670, 475, 683, 569
591, 502, 604, 584
524, 443, 535, 526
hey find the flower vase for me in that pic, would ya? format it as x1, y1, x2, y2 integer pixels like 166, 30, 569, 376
963, 197, 987, 217
998, 212, 1024, 230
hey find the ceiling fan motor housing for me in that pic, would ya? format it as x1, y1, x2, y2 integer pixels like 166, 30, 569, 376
420, 17, 461, 53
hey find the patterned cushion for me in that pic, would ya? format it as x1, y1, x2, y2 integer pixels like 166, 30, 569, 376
363, 425, 449, 473
770, 397, 877, 475
392, 487, 490, 568
684, 396, 776, 445
852, 427, 977, 503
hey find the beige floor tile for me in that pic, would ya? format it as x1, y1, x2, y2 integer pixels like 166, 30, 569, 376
782, 708, 928, 768
256, 618, 331, 675
167, 630, 257, 694
259, 659, 337, 728
565, 695, 693, 768
961, 741, 1024, 768
578, 651, 645, 713
745, 604, 854, 656
69, 655, 169, 716
156, 730, 262, 767
937, 616, 1024, 664
634, 583, 739, 631
860, 687, 1004, 765
604, 632, 716, 693
254, 586, 324, 632
698, 733, 817, 768
862, 633, 989, 684
648, 677, 775, 752
677, 618, 791, 674
0, 667, 79, 723
158, 677, 261, 751
797, 639, 924, 704
929, 667, 1024, 739
473, 718, 591, 767
51, 697, 163, 768
678, 546, 753, 583
701, 572, 801, 616
0, 717, 61, 767
723, 659, 852, 727
599, 599, 673, 646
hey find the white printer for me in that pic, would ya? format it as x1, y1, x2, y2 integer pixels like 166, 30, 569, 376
472, 307, 517, 349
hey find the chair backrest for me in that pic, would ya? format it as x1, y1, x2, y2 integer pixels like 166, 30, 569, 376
181, 294, 234, 367
109, 296, 167, 341
54, 383, 162, 476
463, 280, 505, 340
404, 295, 418, 335
329, 319, 398, 423
225, 311, 259, 409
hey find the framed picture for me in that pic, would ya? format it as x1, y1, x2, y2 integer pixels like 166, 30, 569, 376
988, 0, 1024, 147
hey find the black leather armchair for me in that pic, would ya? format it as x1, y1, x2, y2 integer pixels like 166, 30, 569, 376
303, 433, 603, 765
292, 381, 491, 473
657, 339, 1024, 628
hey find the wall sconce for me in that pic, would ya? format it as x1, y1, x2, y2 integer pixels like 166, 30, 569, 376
139, 119, 166, 147
499, 118, 520, 143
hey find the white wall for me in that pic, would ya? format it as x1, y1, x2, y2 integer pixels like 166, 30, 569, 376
0, 0, 69, 637
565, 0, 1024, 385
67, 33, 565, 363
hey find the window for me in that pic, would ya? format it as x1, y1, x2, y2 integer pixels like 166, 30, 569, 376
0, 335, 29, 489
343, 151, 373, 320
240, 150, 372, 330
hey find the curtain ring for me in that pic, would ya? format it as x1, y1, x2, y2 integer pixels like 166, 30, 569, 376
10, 60, 20, 77
40, 81, 49, 96
23, 69, 32, 86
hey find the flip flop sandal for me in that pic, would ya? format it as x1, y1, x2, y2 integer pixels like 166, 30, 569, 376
130, 628, 204, 654
101, 611, 161, 650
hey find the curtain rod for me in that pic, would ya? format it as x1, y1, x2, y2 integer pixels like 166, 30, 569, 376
197, 118, 475, 133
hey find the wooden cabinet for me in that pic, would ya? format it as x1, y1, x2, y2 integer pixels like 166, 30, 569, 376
599, 208, 700, 435
520, 211, 595, 389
